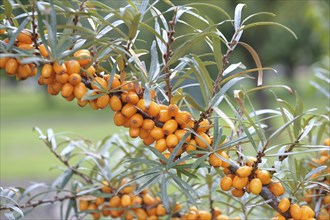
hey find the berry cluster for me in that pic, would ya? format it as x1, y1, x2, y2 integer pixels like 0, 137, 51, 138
0, 29, 38, 79
180, 206, 241, 220
78, 179, 181, 220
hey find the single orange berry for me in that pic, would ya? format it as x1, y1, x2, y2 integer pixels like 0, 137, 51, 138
129, 127, 140, 138
174, 129, 191, 142
73, 49, 91, 66
257, 170, 272, 185
109, 195, 121, 207
157, 109, 172, 122
16, 64, 31, 80
236, 166, 252, 178
55, 73, 69, 84
109, 95, 122, 111
79, 199, 89, 211
125, 91, 139, 105
232, 176, 248, 190
96, 94, 110, 109
136, 99, 147, 112
143, 135, 155, 145
139, 128, 149, 139
129, 113, 143, 128
61, 83, 74, 98
289, 204, 302, 219
156, 204, 167, 216
142, 193, 156, 206
154, 138, 167, 153
65, 60, 80, 74
232, 188, 245, 198
196, 119, 211, 133
168, 104, 179, 117
194, 132, 211, 149
150, 127, 165, 140
166, 134, 179, 148
0, 57, 10, 68
39, 44, 49, 57
146, 101, 161, 117
5, 58, 18, 76
91, 76, 108, 91
68, 73, 81, 86
220, 176, 233, 191
278, 198, 290, 213
53, 61, 67, 74
269, 182, 285, 196
73, 82, 87, 99
185, 139, 197, 153
142, 119, 155, 130
175, 111, 192, 125
113, 112, 127, 126
197, 210, 212, 220
249, 178, 262, 194
209, 152, 223, 167
162, 119, 178, 135
17, 29, 33, 44
323, 137, 330, 146
121, 103, 137, 118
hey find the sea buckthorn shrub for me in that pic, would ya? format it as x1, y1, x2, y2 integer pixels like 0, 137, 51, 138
0, 1, 329, 220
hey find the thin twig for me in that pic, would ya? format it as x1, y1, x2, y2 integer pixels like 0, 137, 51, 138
31, 0, 39, 50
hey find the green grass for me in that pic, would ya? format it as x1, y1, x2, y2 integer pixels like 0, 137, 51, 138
0, 83, 120, 181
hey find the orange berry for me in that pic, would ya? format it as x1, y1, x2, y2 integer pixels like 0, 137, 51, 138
100, 181, 112, 193
147, 101, 161, 117
143, 135, 155, 145
121, 81, 134, 91
278, 198, 290, 213
17, 29, 33, 44
209, 152, 222, 167
74, 82, 87, 99
16, 64, 31, 80
65, 93, 75, 101
174, 129, 191, 142
138, 128, 149, 139
96, 94, 110, 109
216, 215, 230, 220
53, 61, 67, 74
85, 65, 96, 77
65, 60, 80, 74
79, 199, 89, 211
121, 103, 137, 118
157, 109, 172, 122
109, 195, 121, 207
142, 193, 156, 206
109, 95, 122, 111
136, 99, 147, 112
166, 134, 179, 148
121, 194, 131, 207
290, 204, 301, 219
168, 104, 179, 117
135, 208, 148, 219
110, 77, 121, 89
232, 176, 248, 190
257, 170, 272, 185
68, 73, 81, 86
142, 119, 155, 130
125, 91, 139, 104
232, 188, 244, 197
185, 139, 197, 153
150, 127, 165, 140
17, 43, 33, 50
194, 132, 211, 149
0, 57, 10, 69
92, 76, 108, 91
175, 111, 192, 125
323, 195, 330, 204
168, 145, 183, 156
197, 210, 212, 220
41, 63, 54, 78
220, 176, 233, 191
89, 100, 99, 110
301, 205, 315, 219
95, 197, 105, 206
74, 50, 91, 66
113, 111, 127, 126
39, 44, 49, 57
129, 127, 140, 138
249, 178, 262, 194
101, 204, 110, 216
156, 204, 167, 216
162, 119, 178, 135
196, 119, 211, 133
129, 113, 143, 128
155, 138, 168, 152
318, 208, 329, 220
180, 120, 194, 129
55, 73, 69, 84
269, 182, 285, 196
61, 83, 74, 98
236, 166, 252, 178
131, 195, 142, 205
324, 137, 330, 146
5, 58, 18, 76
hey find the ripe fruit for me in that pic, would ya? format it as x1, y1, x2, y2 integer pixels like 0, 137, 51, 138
155, 138, 167, 152
53, 62, 67, 74
257, 170, 272, 185
74, 82, 87, 99
185, 139, 197, 153
114, 112, 127, 126
289, 204, 302, 219
278, 198, 290, 213
324, 137, 330, 146
249, 178, 262, 194
209, 153, 222, 167
61, 83, 74, 98
194, 132, 211, 149
109, 195, 121, 207
143, 135, 155, 145
129, 113, 143, 128
175, 111, 192, 125
17, 30, 33, 44
65, 60, 80, 75
125, 91, 139, 104
136, 99, 147, 112
96, 94, 110, 109
139, 128, 149, 139
232, 188, 244, 197
236, 166, 252, 178
220, 176, 233, 191
168, 104, 179, 117
301, 205, 314, 219
129, 127, 140, 138
55, 73, 69, 84
197, 210, 212, 220
156, 204, 167, 216
174, 129, 191, 142
142, 193, 155, 206
157, 109, 172, 122
41, 64, 54, 78
162, 119, 178, 135
0, 57, 10, 68
74, 49, 91, 66
39, 44, 49, 57
216, 215, 230, 220
166, 134, 179, 148
146, 101, 160, 117
269, 182, 285, 196
16, 64, 31, 80
69, 73, 82, 86
79, 199, 88, 211
150, 127, 165, 140
142, 119, 155, 131
121, 194, 131, 207
232, 176, 248, 190
121, 103, 137, 118
5, 58, 18, 76
196, 119, 211, 133
100, 181, 112, 193
92, 77, 108, 91
109, 95, 122, 111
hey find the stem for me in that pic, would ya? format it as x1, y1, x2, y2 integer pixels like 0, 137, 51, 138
31, 0, 39, 50
70, 0, 87, 49
163, 8, 177, 102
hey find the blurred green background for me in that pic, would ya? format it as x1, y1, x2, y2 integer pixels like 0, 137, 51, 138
0, 0, 329, 185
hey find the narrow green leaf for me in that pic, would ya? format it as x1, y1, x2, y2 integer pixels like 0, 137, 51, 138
234, 4, 246, 31
241, 22, 297, 39
166, 131, 191, 170
161, 175, 169, 211
3, 0, 13, 20
6, 17, 29, 51
305, 166, 327, 180
293, 91, 304, 139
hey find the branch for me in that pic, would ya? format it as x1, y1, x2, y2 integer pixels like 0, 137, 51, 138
163, 8, 177, 102
31, 0, 39, 50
